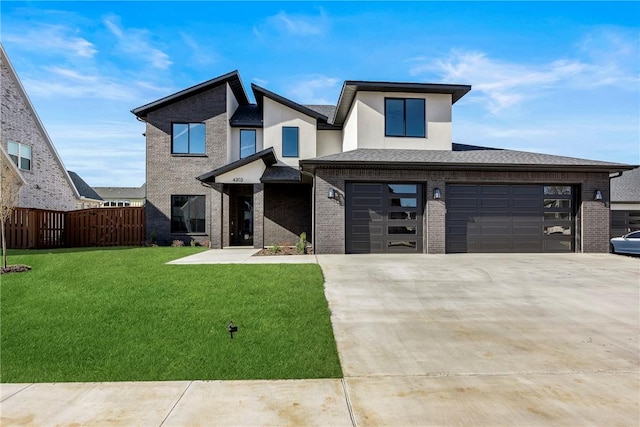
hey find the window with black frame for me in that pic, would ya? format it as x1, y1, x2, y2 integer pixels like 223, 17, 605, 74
172, 123, 206, 154
171, 195, 205, 233
240, 129, 256, 158
385, 98, 425, 137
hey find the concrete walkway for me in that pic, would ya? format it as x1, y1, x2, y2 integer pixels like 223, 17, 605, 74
166, 248, 318, 264
2, 251, 639, 426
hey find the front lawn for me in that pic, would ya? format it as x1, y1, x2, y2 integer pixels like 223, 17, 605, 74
0, 247, 342, 383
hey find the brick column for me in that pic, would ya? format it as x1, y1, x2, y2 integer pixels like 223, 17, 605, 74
209, 183, 223, 249
253, 183, 264, 249
426, 180, 446, 253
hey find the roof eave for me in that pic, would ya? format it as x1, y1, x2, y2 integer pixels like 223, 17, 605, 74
300, 160, 634, 174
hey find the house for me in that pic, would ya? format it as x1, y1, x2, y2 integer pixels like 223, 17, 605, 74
93, 184, 146, 207
132, 70, 634, 253
1, 44, 80, 211
610, 167, 640, 237
67, 171, 103, 209
1, 144, 26, 204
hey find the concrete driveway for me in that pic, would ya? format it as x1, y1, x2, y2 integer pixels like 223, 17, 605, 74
317, 253, 640, 426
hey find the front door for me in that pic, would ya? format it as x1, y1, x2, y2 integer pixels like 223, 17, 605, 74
234, 195, 253, 246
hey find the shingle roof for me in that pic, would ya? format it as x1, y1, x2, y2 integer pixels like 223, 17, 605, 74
300, 144, 633, 173
229, 104, 262, 127
93, 185, 146, 200
260, 164, 301, 183
304, 105, 336, 122
68, 171, 103, 200
611, 167, 640, 202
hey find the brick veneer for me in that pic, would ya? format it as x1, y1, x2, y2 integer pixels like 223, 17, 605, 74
1, 52, 77, 211
264, 183, 312, 246
314, 167, 610, 254
145, 85, 227, 244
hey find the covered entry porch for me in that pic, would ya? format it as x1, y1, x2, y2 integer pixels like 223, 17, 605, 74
197, 148, 312, 249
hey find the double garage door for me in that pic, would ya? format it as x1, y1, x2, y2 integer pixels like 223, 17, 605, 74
446, 184, 575, 253
345, 182, 575, 253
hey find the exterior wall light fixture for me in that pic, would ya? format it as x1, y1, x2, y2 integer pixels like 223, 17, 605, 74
328, 187, 336, 200
594, 190, 603, 201
433, 188, 442, 200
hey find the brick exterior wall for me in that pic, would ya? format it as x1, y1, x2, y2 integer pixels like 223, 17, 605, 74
264, 183, 312, 246
1, 52, 77, 211
314, 167, 611, 254
145, 85, 227, 245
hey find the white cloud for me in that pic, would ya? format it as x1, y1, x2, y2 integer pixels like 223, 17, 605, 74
256, 8, 330, 40
103, 14, 172, 70
180, 33, 217, 66
411, 28, 639, 115
286, 75, 340, 104
2, 24, 97, 59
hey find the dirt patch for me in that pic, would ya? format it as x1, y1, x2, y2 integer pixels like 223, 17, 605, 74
254, 247, 313, 256
0, 264, 32, 274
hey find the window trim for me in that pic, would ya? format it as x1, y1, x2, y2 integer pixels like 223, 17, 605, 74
7, 141, 32, 171
170, 194, 206, 234
171, 123, 206, 155
384, 97, 426, 138
282, 126, 299, 158
239, 129, 257, 159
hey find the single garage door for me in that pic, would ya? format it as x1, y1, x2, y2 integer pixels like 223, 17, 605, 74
446, 184, 575, 253
346, 182, 423, 253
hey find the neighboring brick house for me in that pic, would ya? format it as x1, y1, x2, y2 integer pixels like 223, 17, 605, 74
1, 45, 80, 211
610, 167, 640, 237
132, 71, 634, 253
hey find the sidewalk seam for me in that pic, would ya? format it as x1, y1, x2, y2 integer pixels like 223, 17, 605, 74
0, 383, 34, 402
159, 381, 192, 426
341, 378, 357, 427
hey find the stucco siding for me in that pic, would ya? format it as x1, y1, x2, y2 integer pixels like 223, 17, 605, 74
341, 92, 453, 151
263, 97, 317, 166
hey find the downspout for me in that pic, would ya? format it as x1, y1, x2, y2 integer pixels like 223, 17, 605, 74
300, 169, 315, 255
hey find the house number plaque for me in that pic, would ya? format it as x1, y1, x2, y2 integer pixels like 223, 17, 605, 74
233, 178, 244, 182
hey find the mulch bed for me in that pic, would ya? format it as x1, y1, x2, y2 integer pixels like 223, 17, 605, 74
254, 247, 313, 256
0, 264, 32, 274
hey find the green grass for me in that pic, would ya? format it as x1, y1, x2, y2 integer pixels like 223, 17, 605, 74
0, 247, 342, 383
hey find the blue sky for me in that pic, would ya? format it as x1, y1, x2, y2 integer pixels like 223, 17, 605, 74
2, 1, 638, 187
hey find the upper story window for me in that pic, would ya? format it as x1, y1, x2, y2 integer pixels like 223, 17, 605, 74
172, 123, 205, 155
7, 141, 32, 170
240, 129, 256, 159
385, 98, 425, 138
282, 126, 299, 157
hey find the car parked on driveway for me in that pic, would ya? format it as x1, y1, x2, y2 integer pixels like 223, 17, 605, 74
610, 231, 640, 255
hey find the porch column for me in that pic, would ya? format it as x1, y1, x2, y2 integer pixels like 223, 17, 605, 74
253, 183, 264, 249
210, 183, 223, 249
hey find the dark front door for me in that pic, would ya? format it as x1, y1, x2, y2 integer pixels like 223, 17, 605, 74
233, 195, 253, 246
346, 182, 424, 254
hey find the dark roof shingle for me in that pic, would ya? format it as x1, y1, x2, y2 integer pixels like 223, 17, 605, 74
611, 167, 640, 202
300, 144, 633, 173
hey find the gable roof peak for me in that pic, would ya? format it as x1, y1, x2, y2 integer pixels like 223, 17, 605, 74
131, 70, 249, 119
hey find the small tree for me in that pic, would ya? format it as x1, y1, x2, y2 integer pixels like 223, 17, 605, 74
1, 155, 23, 269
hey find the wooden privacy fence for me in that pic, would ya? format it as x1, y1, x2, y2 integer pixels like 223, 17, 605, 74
2, 207, 145, 249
